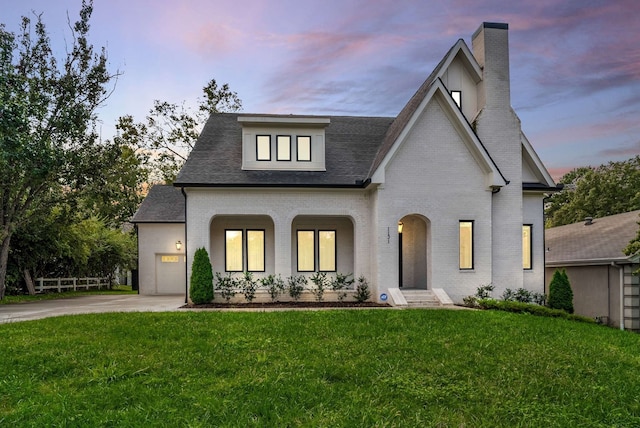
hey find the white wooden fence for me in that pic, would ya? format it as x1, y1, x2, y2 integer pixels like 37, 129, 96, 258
35, 277, 110, 293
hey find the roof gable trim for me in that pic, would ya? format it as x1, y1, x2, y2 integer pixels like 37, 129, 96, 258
370, 79, 506, 189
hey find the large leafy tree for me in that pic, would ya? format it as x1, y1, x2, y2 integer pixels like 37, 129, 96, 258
545, 156, 640, 227
121, 79, 242, 183
0, 1, 118, 298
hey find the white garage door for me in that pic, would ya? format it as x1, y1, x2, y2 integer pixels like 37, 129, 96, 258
155, 254, 186, 294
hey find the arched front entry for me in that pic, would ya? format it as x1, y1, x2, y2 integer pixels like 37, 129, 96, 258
398, 214, 431, 289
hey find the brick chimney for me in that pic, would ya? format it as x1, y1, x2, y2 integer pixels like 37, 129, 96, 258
471, 22, 524, 293
472, 22, 510, 110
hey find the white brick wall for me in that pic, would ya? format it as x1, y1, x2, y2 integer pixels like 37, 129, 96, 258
375, 97, 494, 302
137, 223, 185, 295
185, 188, 372, 299
523, 193, 545, 293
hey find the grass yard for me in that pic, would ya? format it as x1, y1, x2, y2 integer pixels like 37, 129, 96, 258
1, 309, 639, 427
0, 285, 136, 305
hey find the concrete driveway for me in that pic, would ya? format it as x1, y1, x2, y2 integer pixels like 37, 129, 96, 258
0, 294, 186, 324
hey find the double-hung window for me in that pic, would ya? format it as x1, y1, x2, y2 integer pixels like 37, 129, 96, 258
459, 221, 473, 270
225, 229, 265, 272
297, 230, 336, 272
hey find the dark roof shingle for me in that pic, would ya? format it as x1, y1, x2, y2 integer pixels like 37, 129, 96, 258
131, 185, 185, 223
173, 114, 394, 187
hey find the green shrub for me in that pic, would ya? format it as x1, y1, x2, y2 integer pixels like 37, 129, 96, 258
189, 248, 213, 304
260, 274, 285, 302
310, 272, 328, 301
240, 272, 257, 302
501, 287, 546, 305
475, 284, 494, 299
330, 272, 354, 302
548, 269, 574, 313
287, 275, 306, 301
215, 272, 237, 303
354, 276, 371, 303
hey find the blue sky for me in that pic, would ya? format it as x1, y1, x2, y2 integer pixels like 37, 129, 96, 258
3, 0, 639, 179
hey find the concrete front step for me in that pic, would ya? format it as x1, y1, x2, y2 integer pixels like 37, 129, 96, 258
387, 288, 455, 308
401, 289, 441, 307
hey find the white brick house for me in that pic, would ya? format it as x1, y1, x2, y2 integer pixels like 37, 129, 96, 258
135, 22, 558, 303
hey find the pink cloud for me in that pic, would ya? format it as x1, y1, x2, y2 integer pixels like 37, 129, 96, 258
531, 116, 640, 149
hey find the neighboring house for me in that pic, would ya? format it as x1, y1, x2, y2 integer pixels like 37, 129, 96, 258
545, 210, 640, 331
131, 185, 186, 295
135, 22, 559, 305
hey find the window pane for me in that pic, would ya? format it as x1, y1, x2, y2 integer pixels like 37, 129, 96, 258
277, 135, 291, 161
522, 225, 532, 270
257, 135, 271, 161
319, 231, 336, 271
297, 230, 315, 271
297, 136, 311, 161
247, 230, 265, 272
459, 221, 473, 269
225, 230, 243, 271
451, 90, 461, 108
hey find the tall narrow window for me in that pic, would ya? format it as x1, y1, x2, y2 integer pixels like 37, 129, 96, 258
297, 230, 315, 271
297, 136, 311, 161
225, 230, 243, 272
459, 221, 473, 269
451, 90, 461, 108
523, 225, 532, 270
256, 135, 271, 161
318, 230, 336, 272
276, 135, 291, 161
247, 230, 265, 272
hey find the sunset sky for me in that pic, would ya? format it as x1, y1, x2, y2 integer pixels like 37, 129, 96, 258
3, 0, 639, 180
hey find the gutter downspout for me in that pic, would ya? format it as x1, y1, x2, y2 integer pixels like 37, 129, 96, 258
181, 187, 188, 305
611, 262, 624, 331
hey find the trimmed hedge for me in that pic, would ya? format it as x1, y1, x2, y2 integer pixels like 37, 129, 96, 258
476, 299, 594, 324
189, 247, 213, 304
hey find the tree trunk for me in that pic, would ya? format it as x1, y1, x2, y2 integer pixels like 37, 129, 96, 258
0, 233, 12, 300
24, 268, 36, 295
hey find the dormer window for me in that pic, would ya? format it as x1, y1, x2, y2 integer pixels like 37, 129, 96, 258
297, 136, 311, 161
239, 115, 329, 171
277, 135, 291, 161
256, 135, 271, 161
451, 90, 462, 108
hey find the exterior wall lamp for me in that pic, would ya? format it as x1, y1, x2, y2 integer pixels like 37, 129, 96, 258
176, 240, 182, 251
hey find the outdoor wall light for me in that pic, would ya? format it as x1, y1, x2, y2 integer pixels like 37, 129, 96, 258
176, 240, 182, 251
398, 222, 404, 234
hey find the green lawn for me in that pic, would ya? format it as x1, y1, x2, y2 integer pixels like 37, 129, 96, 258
1, 309, 638, 427
0, 285, 136, 304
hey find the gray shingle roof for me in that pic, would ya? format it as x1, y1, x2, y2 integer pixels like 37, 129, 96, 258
131, 185, 185, 223
545, 210, 640, 265
368, 42, 456, 177
173, 113, 394, 187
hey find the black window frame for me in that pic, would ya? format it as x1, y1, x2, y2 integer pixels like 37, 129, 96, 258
224, 228, 267, 273
256, 135, 271, 161
296, 230, 316, 272
276, 135, 292, 161
224, 229, 244, 272
459, 220, 474, 270
451, 90, 462, 109
318, 230, 337, 272
523, 224, 533, 270
296, 135, 312, 162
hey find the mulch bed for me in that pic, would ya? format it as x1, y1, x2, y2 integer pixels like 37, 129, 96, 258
181, 301, 391, 309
